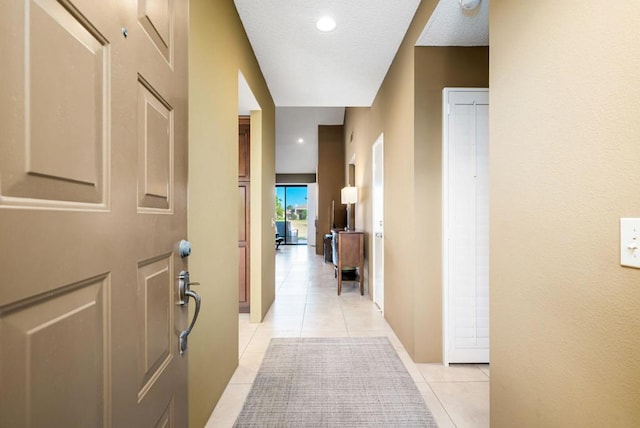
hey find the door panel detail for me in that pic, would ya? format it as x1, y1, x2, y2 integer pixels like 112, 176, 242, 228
137, 255, 174, 400
138, 0, 173, 64
238, 118, 250, 180
154, 396, 173, 428
238, 186, 250, 312
238, 116, 250, 312
238, 185, 248, 240
0, 0, 109, 209
137, 77, 173, 212
0, 274, 110, 427
238, 246, 247, 303
1, 0, 189, 423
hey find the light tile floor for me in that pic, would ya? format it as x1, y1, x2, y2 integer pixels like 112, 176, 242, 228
206, 245, 489, 427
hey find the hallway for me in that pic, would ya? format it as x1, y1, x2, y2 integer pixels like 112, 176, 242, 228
206, 245, 489, 427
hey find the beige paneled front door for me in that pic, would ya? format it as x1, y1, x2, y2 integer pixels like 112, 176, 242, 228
0, 0, 189, 426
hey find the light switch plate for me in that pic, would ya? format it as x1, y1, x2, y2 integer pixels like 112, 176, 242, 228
620, 218, 640, 268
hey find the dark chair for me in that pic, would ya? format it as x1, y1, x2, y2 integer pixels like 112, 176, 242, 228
275, 233, 284, 249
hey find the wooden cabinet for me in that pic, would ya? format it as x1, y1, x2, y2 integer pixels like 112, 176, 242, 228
332, 230, 364, 295
238, 116, 250, 313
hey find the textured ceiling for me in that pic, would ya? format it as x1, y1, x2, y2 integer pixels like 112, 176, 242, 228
416, 0, 489, 47
234, 0, 489, 174
234, 0, 421, 107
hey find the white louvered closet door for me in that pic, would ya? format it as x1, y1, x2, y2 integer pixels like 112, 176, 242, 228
444, 88, 489, 363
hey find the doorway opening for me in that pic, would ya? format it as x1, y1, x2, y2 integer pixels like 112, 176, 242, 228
372, 134, 384, 312
276, 185, 308, 245
237, 70, 261, 316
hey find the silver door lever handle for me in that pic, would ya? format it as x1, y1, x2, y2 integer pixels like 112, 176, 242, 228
179, 289, 201, 354
178, 270, 202, 354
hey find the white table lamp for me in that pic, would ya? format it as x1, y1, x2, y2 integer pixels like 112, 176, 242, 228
341, 186, 358, 230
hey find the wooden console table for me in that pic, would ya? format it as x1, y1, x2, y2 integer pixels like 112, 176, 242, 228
332, 230, 364, 295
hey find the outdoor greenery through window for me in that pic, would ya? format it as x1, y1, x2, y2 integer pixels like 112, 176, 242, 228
275, 185, 308, 245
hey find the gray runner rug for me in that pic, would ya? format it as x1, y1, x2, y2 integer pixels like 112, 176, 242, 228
233, 337, 438, 427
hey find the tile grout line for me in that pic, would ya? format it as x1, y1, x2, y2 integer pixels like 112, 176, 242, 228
238, 322, 260, 360
338, 291, 349, 335
424, 379, 459, 428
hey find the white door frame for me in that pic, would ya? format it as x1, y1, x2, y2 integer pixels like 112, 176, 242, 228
307, 183, 317, 246
372, 134, 384, 312
442, 88, 489, 365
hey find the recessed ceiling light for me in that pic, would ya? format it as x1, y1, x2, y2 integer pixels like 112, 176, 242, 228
316, 16, 336, 32
297, 138, 304, 143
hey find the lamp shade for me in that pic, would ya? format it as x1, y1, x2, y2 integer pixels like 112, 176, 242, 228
341, 186, 358, 204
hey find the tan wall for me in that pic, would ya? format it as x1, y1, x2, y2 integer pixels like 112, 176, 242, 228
250, 110, 277, 323
343, 108, 377, 292
188, 1, 275, 426
344, 0, 437, 358
316, 125, 346, 255
490, 1, 640, 426
345, 12, 488, 362
413, 47, 489, 361
343, 108, 372, 238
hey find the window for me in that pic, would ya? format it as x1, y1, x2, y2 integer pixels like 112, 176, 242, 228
275, 185, 308, 245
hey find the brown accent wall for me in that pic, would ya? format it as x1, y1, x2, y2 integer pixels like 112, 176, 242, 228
316, 125, 346, 254
276, 173, 316, 184
188, 0, 275, 426
490, 1, 640, 425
